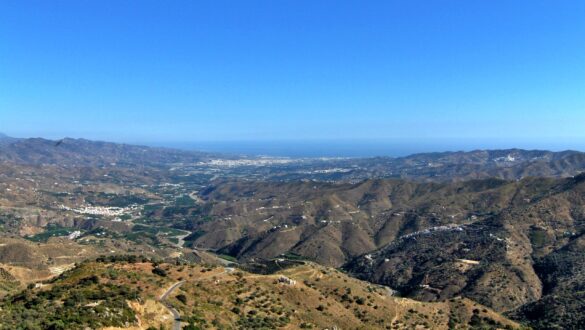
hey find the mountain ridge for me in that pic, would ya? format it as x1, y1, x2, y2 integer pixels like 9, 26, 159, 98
0, 136, 217, 168
2, 135, 585, 183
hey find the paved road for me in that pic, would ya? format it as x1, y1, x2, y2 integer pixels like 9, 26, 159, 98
160, 281, 185, 330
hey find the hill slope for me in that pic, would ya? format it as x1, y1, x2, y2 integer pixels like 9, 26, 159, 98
0, 136, 212, 168
343, 174, 585, 328
193, 178, 528, 266
0, 259, 521, 329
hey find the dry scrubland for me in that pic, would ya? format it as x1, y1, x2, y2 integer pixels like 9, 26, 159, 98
0, 258, 522, 330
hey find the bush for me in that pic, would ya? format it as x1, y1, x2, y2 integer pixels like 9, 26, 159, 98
152, 267, 167, 277
176, 294, 187, 304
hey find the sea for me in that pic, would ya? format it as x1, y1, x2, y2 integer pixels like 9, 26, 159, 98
143, 139, 585, 158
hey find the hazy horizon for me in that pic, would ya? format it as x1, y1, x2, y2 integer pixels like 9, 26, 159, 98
3, 131, 585, 158
149, 139, 585, 158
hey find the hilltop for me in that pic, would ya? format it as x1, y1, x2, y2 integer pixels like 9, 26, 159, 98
0, 258, 521, 330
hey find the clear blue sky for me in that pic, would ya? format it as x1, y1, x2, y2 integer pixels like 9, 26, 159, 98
1, 1, 584, 150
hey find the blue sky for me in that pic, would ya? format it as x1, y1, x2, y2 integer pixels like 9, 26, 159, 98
1, 1, 584, 150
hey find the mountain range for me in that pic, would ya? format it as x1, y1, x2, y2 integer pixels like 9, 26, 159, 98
2, 133, 585, 182
1, 134, 585, 329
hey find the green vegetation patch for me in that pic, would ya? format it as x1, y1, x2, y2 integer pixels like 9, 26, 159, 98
218, 254, 237, 262
86, 192, 148, 207
529, 228, 547, 248
130, 224, 186, 238
25, 224, 76, 242
282, 252, 310, 261
175, 195, 197, 207
0, 273, 139, 329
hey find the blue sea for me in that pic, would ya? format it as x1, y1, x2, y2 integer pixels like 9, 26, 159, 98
143, 139, 585, 158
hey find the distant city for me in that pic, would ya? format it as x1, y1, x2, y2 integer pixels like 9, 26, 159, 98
145, 139, 585, 158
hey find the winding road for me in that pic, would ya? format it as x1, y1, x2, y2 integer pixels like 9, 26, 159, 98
160, 281, 185, 330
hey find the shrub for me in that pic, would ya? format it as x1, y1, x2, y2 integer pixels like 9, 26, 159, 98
152, 267, 167, 277
176, 294, 187, 304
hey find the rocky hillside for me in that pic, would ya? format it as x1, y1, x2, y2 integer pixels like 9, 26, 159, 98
343, 174, 585, 329
193, 178, 528, 266
184, 175, 585, 329
0, 258, 521, 330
